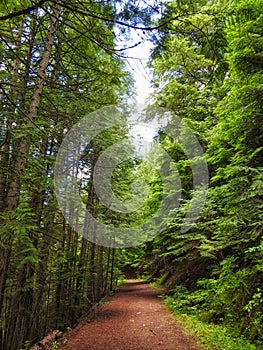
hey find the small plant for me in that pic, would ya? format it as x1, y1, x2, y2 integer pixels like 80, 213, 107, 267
62, 338, 68, 345
50, 341, 59, 350
19, 340, 31, 350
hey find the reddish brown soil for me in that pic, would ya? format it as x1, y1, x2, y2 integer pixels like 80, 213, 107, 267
59, 280, 201, 350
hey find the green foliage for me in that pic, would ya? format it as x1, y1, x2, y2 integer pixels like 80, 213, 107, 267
123, 0, 263, 346
50, 341, 59, 350
19, 339, 31, 350
165, 285, 261, 349
2, 0, 263, 348
1, 201, 40, 267
169, 312, 259, 350
0, 0, 137, 349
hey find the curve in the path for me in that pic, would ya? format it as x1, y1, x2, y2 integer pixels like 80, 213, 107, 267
59, 280, 201, 350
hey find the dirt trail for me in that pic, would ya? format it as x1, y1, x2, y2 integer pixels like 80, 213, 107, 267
59, 280, 201, 350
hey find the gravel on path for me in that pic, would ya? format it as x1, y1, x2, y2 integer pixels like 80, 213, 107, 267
59, 280, 201, 350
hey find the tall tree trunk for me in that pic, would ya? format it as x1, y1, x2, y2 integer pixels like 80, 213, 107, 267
0, 21, 24, 322
28, 139, 55, 340
29, 208, 56, 341
7, 6, 60, 210
96, 245, 104, 299
0, 20, 23, 211
104, 247, 112, 295
0, 8, 60, 350
110, 248, 115, 292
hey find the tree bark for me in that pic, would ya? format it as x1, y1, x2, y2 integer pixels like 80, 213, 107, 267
0, 7, 60, 350
7, 6, 60, 210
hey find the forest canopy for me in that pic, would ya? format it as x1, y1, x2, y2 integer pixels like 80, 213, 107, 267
0, 1, 262, 349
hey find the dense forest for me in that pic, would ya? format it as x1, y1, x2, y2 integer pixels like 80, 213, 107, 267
0, 1, 262, 349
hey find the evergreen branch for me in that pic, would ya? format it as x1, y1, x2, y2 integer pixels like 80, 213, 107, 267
0, 82, 49, 137
0, 0, 48, 21
50, 0, 190, 32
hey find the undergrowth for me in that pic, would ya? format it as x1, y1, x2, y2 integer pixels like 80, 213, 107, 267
164, 285, 262, 350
